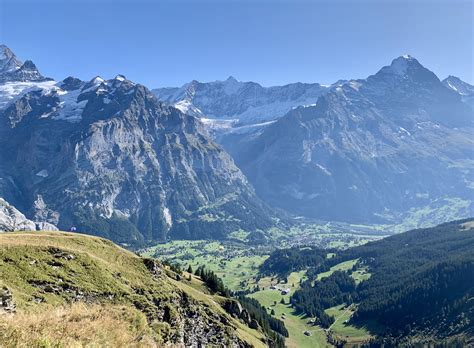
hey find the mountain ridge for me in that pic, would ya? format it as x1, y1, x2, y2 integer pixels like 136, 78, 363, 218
153, 76, 331, 138
0, 45, 276, 246
229, 55, 474, 223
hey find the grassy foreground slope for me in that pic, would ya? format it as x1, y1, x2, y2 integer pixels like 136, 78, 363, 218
0, 232, 265, 347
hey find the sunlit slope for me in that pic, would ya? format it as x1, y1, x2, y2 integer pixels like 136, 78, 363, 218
0, 231, 265, 347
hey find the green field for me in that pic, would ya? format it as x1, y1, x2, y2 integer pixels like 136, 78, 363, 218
316, 259, 358, 281
325, 305, 374, 343
140, 236, 383, 346
351, 266, 371, 284
249, 271, 331, 348
141, 240, 269, 291
311, 260, 377, 345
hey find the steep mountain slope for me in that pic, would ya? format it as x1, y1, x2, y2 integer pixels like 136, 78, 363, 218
232, 56, 474, 223
0, 46, 275, 246
443, 75, 474, 109
153, 77, 329, 137
0, 231, 266, 347
0, 198, 57, 232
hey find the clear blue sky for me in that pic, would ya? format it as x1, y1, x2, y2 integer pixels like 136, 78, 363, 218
0, 0, 472, 87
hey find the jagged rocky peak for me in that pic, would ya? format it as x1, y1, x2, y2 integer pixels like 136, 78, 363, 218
153, 75, 330, 133
59, 76, 84, 91
443, 75, 474, 95
372, 54, 439, 84
0, 44, 51, 83
1, 73, 142, 126
443, 75, 474, 109
389, 54, 421, 72
0, 44, 22, 73
0, 46, 56, 112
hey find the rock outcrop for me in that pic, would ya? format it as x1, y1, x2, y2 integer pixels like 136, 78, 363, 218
0, 198, 57, 231
0, 287, 15, 313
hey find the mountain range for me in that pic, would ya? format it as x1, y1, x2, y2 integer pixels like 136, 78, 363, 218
157, 55, 474, 224
153, 77, 331, 141
0, 44, 472, 244
0, 45, 274, 246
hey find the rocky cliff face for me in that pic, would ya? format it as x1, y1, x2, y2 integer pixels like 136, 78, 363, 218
0, 198, 57, 231
0, 46, 274, 246
232, 56, 474, 223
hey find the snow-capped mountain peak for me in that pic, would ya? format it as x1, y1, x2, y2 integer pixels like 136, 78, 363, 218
383, 54, 422, 75
390, 55, 418, 75
153, 77, 330, 131
0, 45, 22, 73
371, 54, 440, 86
0, 44, 51, 83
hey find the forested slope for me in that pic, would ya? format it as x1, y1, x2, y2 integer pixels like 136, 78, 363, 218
261, 219, 474, 345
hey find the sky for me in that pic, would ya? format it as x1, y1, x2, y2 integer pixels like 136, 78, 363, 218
0, 0, 472, 88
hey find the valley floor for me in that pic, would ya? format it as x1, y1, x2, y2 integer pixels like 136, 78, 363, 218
142, 227, 388, 347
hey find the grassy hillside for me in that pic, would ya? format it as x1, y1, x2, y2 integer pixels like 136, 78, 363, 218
0, 232, 266, 347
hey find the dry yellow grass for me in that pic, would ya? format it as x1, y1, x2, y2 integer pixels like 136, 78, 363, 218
0, 303, 158, 348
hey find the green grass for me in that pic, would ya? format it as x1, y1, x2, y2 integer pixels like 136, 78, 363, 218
325, 305, 378, 344
315, 258, 371, 284
376, 196, 472, 234
249, 266, 377, 347
227, 230, 251, 242
249, 271, 331, 348
351, 267, 371, 284
0, 232, 265, 347
316, 259, 358, 281
140, 239, 269, 291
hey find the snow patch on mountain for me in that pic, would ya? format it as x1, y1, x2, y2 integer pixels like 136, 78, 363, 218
0, 80, 56, 110
153, 78, 331, 135
54, 88, 88, 122
174, 99, 204, 117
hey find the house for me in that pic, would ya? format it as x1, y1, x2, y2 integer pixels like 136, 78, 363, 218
280, 288, 291, 295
